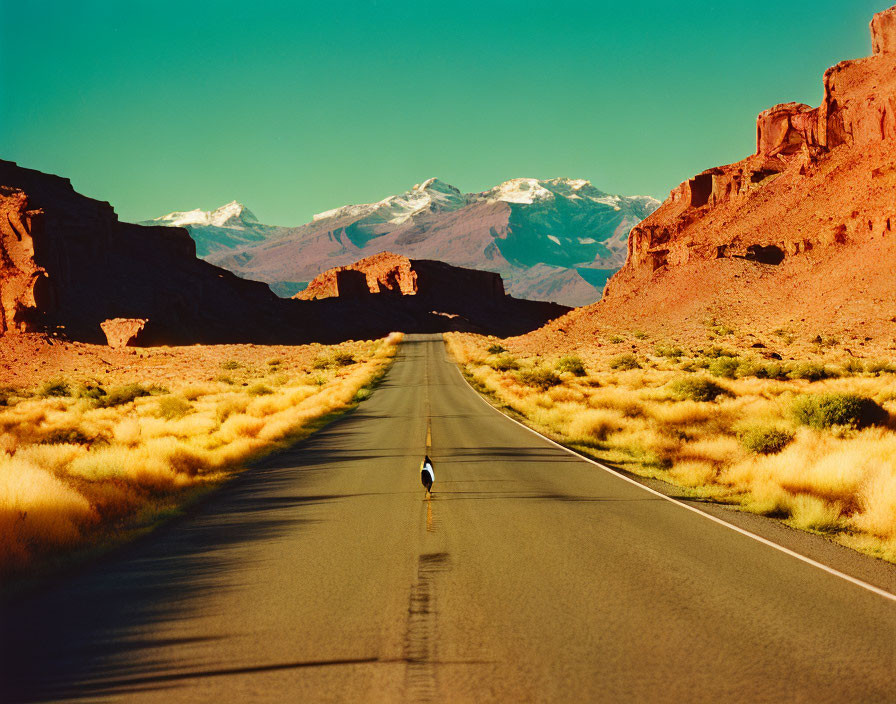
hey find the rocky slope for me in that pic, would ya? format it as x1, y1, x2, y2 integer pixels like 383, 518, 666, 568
149, 178, 658, 306
520, 5, 896, 351
0, 161, 567, 344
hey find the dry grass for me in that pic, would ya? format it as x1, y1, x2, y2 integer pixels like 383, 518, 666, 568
447, 333, 896, 563
0, 333, 402, 578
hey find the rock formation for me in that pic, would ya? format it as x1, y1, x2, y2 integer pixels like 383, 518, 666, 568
0, 162, 569, 344
298, 252, 420, 299
522, 5, 896, 347
0, 159, 294, 345
297, 252, 567, 336
100, 318, 148, 348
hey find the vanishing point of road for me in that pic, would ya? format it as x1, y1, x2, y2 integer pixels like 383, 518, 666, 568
2, 334, 895, 702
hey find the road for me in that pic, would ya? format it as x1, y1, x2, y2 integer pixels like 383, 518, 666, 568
2, 334, 895, 702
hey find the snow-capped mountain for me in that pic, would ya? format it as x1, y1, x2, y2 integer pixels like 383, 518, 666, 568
140, 201, 284, 257
146, 179, 659, 306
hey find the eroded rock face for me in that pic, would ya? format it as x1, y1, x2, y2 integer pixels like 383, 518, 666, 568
872, 5, 896, 54
0, 186, 51, 334
296, 251, 506, 303
615, 5, 896, 292
101, 318, 148, 348
0, 159, 293, 344
297, 252, 419, 300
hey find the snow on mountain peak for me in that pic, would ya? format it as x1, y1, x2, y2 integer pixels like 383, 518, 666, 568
153, 201, 257, 229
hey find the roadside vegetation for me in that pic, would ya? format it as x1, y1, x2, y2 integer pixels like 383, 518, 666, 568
0, 334, 402, 579
446, 333, 896, 563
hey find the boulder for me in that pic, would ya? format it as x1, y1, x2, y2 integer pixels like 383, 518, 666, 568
101, 318, 148, 348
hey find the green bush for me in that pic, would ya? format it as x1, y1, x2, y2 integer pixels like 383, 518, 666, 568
753, 363, 787, 380
488, 354, 519, 371
311, 356, 330, 370
669, 377, 729, 402
38, 379, 71, 398
221, 360, 242, 370
708, 356, 741, 379
556, 355, 587, 376
703, 346, 735, 359
632, 331, 648, 340
792, 393, 889, 430
353, 387, 373, 403
41, 428, 95, 445
487, 343, 507, 355
517, 368, 562, 390
155, 395, 193, 419
841, 358, 865, 375
95, 384, 152, 408
867, 360, 896, 376
738, 426, 794, 454
607, 335, 625, 344
787, 362, 835, 382
76, 383, 106, 400
609, 354, 640, 371
333, 352, 355, 366
654, 345, 684, 359
247, 384, 274, 396
267, 358, 283, 367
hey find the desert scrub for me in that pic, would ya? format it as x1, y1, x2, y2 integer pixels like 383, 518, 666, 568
38, 379, 71, 398
609, 354, 640, 371
95, 384, 153, 408
669, 377, 729, 402
488, 354, 519, 371
738, 426, 794, 455
221, 360, 242, 370
0, 334, 402, 579
654, 345, 684, 359
487, 343, 507, 354
787, 362, 836, 382
155, 396, 193, 420
708, 356, 741, 379
247, 383, 274, 396
792, 393, 889, 430
333, 352, 355, 367
445, 332, 896, 562
555, 355, 587, 377
517, 367, 562, 390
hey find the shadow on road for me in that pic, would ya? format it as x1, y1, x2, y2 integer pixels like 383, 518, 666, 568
0, 404, 404, 702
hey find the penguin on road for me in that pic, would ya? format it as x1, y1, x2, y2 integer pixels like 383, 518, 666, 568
421, 455, 434, 495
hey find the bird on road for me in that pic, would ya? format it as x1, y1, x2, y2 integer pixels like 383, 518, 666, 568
421, 456, 434, 495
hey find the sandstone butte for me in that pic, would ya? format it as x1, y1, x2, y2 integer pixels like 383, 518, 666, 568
296, 251, 505, 303
0, 162, 568, 346
521, 5, 896, 352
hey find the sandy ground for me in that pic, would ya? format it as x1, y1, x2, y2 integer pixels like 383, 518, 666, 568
0, 334, 361, 390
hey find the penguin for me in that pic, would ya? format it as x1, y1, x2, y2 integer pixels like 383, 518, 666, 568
421, 455, 434, 495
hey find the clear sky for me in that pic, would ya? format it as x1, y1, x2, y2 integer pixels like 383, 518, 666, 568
2, 1, 892, 225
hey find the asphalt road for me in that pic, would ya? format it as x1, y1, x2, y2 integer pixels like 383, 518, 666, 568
2, 334, 895, 703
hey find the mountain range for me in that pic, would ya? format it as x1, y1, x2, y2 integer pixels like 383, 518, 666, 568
142, 178, 659, 305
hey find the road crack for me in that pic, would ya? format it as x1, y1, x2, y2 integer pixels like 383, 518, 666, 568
402, 552, 449, 702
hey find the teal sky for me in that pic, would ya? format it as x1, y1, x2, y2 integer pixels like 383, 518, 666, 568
2, 1, 892, 225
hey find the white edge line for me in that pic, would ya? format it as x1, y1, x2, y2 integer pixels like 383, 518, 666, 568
449, 355, 896, 604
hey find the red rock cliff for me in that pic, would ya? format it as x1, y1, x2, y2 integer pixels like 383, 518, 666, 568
520, 6, 896, 348
609, 5, 896, 291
